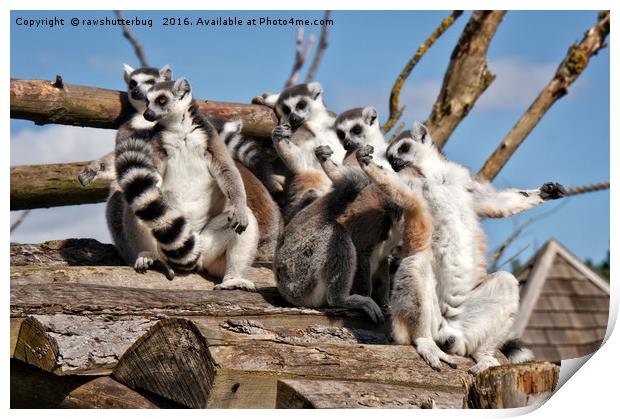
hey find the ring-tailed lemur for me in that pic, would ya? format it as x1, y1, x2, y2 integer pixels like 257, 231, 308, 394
273, 107, 403, 323
385, 122, 565, 374
78, 64, 172, 187
113, 78, 259, 290
265, 82, 346, 222
312, 107, 402, 309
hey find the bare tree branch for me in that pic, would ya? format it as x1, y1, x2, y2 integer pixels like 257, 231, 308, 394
285, 27, 315, 88
488, 218, 533, 269
425, 11, 506, 148
11, 210, 31, 233
477, 11, 610, 181
388, 122, 406, 142
305, 11, 332, 83
114, 10, 149, 67
382, 10, 463, 134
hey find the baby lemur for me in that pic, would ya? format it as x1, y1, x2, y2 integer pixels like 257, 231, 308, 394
274, 107, 401, 322
385, 122, 565, 374
112, 78, 260, 290
264, 82, 346, 222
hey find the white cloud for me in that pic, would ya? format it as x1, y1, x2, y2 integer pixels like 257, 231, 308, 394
11, 125, 115, 165
477, 57, 558, 110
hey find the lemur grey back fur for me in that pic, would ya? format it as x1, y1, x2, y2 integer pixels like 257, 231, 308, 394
384, 122, 565, 374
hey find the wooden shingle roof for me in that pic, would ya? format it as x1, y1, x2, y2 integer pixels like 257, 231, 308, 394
514, 239, 610, 362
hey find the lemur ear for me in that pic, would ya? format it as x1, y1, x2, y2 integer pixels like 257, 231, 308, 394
173, 78, 191, 97
123, 64, 135, 84
411, 121, 431, 144
159, 64, 172, 81
307, 82, 323, 100
362, 107, 378, 126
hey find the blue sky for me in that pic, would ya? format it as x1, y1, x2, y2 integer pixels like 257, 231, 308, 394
10, 10, 610, 268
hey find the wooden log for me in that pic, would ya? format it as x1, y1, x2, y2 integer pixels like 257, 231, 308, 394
10, 79, 277, 138
276, 379, 460, 408
113, 317, 476, 408
468, 362, 560, 408
11, 161, 109, 210
11, 239, 125, 267
11, 359, 180, 408
13, 315, 156, 375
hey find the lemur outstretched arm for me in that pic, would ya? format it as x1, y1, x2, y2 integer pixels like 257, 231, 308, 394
207, 133, 249, 234
470, 178, 566, 218
271, 124, 306, 174
314, 145, 350, 182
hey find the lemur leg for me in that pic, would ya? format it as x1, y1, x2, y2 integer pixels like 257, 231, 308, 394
391, 252, 456, 371
370, 253, 391, 309
323, 231, 384, 323
438, 271, 520, 375
204, 209, 259, 292
351, 248, 372, 297
79, 151, 115, 186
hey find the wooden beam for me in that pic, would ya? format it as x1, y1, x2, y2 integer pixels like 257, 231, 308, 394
11, 161, 108, 210
113, 317, 476, 408
11, 359, 179, 408
276, 379, 462, 408
11, 239, 125, 267
10, 79, 277, 138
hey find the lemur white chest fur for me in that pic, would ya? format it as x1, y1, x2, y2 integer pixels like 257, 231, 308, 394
420, 159, 480, 310
159, 119, 224, 232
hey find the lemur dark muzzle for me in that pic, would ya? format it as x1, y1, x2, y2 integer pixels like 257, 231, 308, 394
131, 88, 145, 100
389, 156, 408, 172
143, 109, 157, 122
289, 114, 303, 129
343, 139, 356, 151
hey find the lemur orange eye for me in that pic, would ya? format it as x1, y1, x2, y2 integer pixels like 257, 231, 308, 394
351, 125, 363, 135
157, 96, 168, 106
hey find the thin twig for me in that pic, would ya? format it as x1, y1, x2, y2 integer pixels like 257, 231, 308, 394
425, 11, 506, 148
11, 210, 31, 233
114, 10, 149, 67
496, 244, 531, 271
388, 122, 406, 142
382, 10, 463, 134
477, 11, 610, 181
285, 27, 315, 88
305, 11, 331, 83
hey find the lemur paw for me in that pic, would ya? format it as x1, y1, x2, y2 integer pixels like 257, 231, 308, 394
226, 207, 249, 234
215, 278, 257, 292
78, 167, 97, 186
251, 94, 267, 105
272, 124, 293, 143
415, 338, 458, 372
314, 145, 334, 162
356, 145, 375, 165
359, 297, 385, 324
134, 255, 155, 274
539, 182, 567, 200
468, 357, 500, 375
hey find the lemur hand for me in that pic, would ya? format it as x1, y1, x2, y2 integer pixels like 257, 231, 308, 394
78, 167, 97, 186
272, 124, 293, 143
250, 93, 269, 105
227, 206, 249, 234
539, 182, 567, 200
314, 145, 333, 162
356, 145, 375, 166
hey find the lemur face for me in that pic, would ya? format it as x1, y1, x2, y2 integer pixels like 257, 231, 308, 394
123, 64, 172, 112
334, 107, 379, 151
144, 78, 192, 123
386, 122, 434, 172
275, 82, 325, 128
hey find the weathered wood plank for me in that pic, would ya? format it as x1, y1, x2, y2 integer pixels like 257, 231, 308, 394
113, 318, 476, 408
10, 359, 180, 408
13, 315, 155, 375
11, 239, 124, 267
276, 379, 461, 408
468, 362, 560, 408
10, 79, 277, 138
11, 317, 24, 357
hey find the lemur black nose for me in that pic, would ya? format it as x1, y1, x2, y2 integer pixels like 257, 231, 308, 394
343, 139, 356, 151
289, 114, 303, 128
143, 109, 157, 122
389, 156, 407, 172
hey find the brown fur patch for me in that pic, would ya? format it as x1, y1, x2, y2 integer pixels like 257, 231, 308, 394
401, 195, 432, 256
